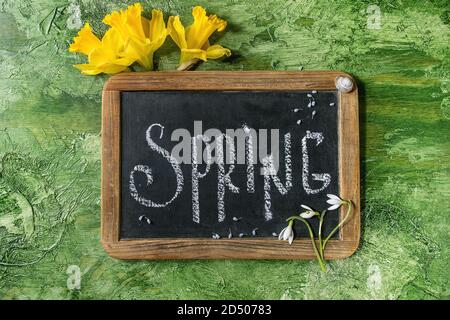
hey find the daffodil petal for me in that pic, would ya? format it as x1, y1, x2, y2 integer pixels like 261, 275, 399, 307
115, 57, 136, 66
69, 23, 101, 56
206, 44, 231, 59
96, 63, 130, 74
123, 38, 156, 70
90, 29, 133, 66
87, 47, 111, 66
73, 63, 102, 75
100, 28, 126, 57
149, 9, 167, 44
180, 48, 207, 63
141, 16, 150, 38
167, 16, 187, 49
74, 62, 129, 75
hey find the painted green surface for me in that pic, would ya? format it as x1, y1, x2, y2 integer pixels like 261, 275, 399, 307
0, 0, 449, 300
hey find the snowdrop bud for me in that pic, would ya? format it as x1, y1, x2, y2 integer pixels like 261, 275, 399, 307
300, 204, 316, 219
278, 221, 295, 245
300, 211, 316, 219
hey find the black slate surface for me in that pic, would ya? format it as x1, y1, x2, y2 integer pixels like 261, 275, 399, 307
120, 91, 339, 239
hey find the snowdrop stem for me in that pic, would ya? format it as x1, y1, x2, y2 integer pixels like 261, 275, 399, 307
318, 211, 327, 260
287, 217, 326, 272
322, 200, 353, 251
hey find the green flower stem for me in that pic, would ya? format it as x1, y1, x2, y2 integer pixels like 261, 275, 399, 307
287, 216, 326, 272
318, 211, 327, 260
177, 58, 200, 71
321, 201, 353, 251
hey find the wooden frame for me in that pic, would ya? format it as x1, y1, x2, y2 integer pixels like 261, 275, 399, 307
101, 71, 360, 260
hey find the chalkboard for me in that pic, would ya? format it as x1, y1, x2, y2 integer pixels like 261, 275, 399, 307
101, 71, 360, 260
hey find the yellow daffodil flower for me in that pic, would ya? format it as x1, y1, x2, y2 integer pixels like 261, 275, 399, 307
69, 23, 134, 75
68, 22, 101, 56
69, 4, 231, 75
103, 3, 167, 70
168, 6, 231, 68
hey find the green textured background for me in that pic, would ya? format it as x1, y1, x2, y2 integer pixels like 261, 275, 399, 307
0, 0, 449, 300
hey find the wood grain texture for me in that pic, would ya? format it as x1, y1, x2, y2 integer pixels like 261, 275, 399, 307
338, 87, 360, 246
104, 71, 348, 91
101, 71, 360, 260
101, 90, 121, 244
103, 239, 358, 260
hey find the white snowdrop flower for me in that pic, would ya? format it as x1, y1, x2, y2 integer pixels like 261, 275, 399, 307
272, 232, 278, 237
278, 222, 294, 244
232, 216, 242, 222
326, 194, 344, 210
212, 233, 221, 239
252, 228, 258, 236
299, 204, 316, 219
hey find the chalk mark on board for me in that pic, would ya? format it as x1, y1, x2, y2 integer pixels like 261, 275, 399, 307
192, 135, 213, 223
301, 131, 331, 194
129, 124, 184, 208
262, 133, 292, 221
